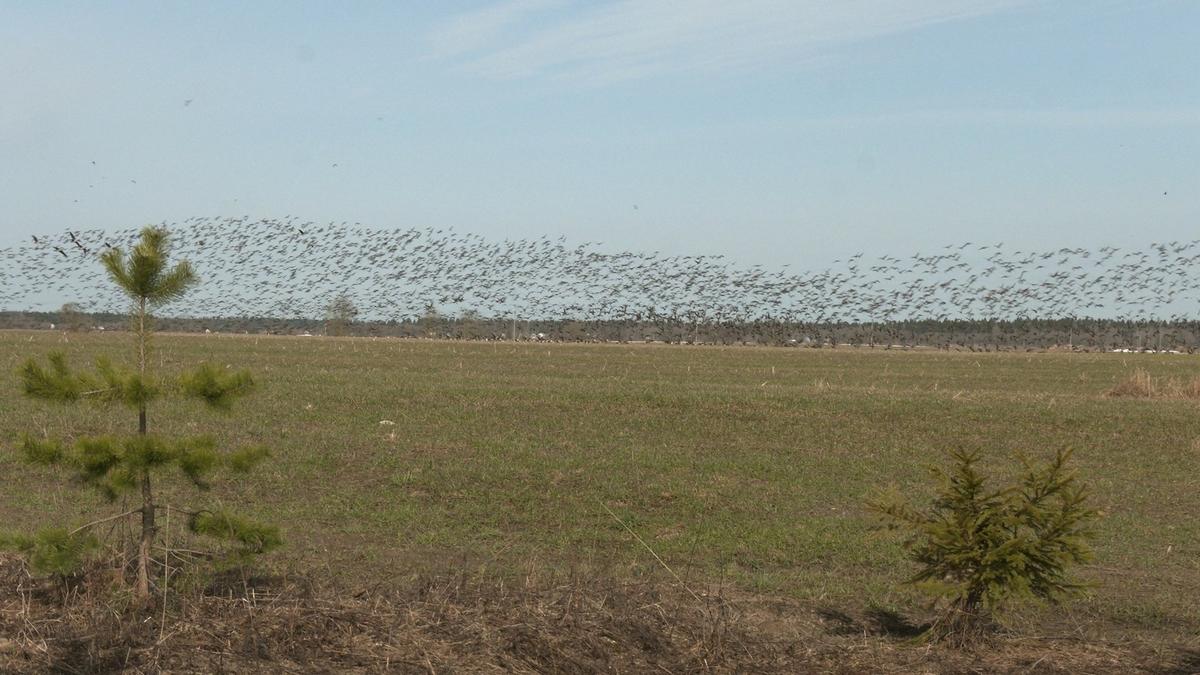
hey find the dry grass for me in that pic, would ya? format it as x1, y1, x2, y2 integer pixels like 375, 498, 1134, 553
0, 554, 1190, 674
1106, 368, 1200, 399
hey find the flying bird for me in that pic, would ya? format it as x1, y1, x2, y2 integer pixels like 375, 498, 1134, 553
2, 217, 1197, 352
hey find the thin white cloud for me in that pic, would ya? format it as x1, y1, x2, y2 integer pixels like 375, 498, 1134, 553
904, 107, 1200, 127
794, 107, 1200, 128
430, 0, 1036, 83
428, 0, 564, 59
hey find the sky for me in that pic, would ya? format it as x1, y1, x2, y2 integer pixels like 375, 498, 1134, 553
1, 0, 1197, 270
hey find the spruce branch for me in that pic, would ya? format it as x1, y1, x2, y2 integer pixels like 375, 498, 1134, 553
189, 510, 282, 555
102, 226, 197, 306
0, 528, 100, 576
227, 445, 271, 473
19, 352, 95, 402
175, 436, 220, 489
178, 363, 255, 410
95, 357, 160, 408
19, 435, 66, 465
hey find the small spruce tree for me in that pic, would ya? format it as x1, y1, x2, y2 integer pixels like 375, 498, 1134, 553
4, 226, 279, 603
869, 448, 1097, 643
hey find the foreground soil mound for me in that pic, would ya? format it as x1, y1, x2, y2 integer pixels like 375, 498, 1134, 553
0, 555, 1191, 673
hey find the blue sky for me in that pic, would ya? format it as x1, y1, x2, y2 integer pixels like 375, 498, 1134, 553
1, 1, 1196, 268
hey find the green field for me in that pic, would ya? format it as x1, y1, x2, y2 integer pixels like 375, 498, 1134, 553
2, 330, 1199, 644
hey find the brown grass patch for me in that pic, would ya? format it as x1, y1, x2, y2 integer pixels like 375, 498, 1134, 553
0, 554, 1190, 674
1105, 369, 1200, 399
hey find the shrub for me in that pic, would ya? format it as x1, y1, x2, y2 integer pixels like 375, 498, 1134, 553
869, 448, 1097, 643
1105, 368, 1157, 398
1106, 368, 1200, 399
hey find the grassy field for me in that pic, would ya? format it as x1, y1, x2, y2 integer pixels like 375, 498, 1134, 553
2, 329, 1199, 647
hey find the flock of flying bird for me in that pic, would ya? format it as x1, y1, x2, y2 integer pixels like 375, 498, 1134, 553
1, 216, 1198, 348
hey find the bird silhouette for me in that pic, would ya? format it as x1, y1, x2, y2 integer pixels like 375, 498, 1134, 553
0, 218, 1197, 351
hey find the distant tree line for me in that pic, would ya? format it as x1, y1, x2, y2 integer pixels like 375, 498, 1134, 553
4, 309, 1199, 352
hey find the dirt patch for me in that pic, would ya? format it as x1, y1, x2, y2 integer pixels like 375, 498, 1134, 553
0, 554, 1190, 674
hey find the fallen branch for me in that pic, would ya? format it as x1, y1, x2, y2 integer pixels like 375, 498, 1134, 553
69, 509, 142, 537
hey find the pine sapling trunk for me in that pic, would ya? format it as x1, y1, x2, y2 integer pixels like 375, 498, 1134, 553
135, 298, 155, 602
137, 464, 154, 600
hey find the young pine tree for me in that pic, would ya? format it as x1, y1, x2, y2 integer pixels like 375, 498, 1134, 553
869, 448, 1097, 643
5, 226, 280, 603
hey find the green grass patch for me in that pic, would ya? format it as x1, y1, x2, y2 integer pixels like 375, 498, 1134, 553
2, 330, 1199, 641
